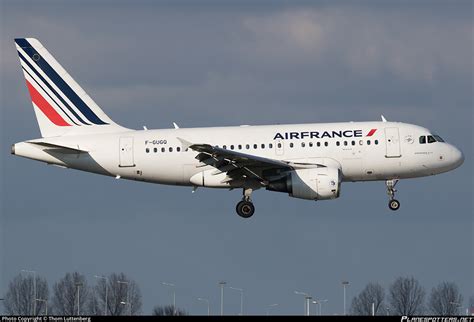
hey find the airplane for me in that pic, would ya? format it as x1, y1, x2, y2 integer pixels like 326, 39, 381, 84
11, 38, 464, 218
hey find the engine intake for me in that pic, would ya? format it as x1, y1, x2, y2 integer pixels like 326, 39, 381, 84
267, 167, 341, 200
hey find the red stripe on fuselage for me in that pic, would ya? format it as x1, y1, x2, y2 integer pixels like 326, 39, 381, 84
367, 129, 377, 136
26, 80, 70, 126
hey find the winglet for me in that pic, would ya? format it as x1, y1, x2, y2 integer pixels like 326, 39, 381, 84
177, 137, 193, 149
381, 115, 387, 122
173, 122, 180, 129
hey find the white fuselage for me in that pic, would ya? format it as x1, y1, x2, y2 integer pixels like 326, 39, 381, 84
13, 121, 464, 191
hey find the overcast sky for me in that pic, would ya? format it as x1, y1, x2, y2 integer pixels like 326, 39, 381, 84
1, 0, 472, 315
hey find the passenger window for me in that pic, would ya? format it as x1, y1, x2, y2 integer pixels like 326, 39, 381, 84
231, 145, 234, 150
223, 145, 227, 149
336, 141, 340, 146
277, 143, 281, 148
359, 140, 363, 145
317, 142, 321, 147
238, 145, 242, 150
146, 148, 150, 153
427, 135, 436, 143
269, 143, 273, 148
169, 147, 173, 152
309, 142, 313, 147
367, 140, 371, 145
301, 142, 305, 147
344, 141, 348, 146
154, 148, 157, 153
177, 147, 181, 152
352, 141, 356, 146
253, 144, 257, 149
419, 136, 426, 144
324, 142, 328, 147
290, 143, 294, 148
261, 144, 265, 149
246, 144, 250, 149
375, 140, 379, 145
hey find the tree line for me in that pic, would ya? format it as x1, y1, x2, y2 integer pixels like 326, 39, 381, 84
3, 272, 470, 316
2, 272, 187, 316
350, 276, 466, 316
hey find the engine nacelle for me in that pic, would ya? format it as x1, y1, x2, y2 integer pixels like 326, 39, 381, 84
189, 169, 230, 188
267, 167, 341, 200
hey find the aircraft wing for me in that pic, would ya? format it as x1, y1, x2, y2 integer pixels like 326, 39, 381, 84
178, 138, 324, 186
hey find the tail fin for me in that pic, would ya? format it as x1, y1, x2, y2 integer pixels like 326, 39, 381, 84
15, 38, 128, 137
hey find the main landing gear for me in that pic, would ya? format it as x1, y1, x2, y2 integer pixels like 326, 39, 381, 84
236, 188, 255, 218
386, 179, 400, 211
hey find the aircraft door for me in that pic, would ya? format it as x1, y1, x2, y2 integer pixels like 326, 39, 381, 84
275, 139, 284, 156
384, 127, 401, 158
119, 137, 135, 167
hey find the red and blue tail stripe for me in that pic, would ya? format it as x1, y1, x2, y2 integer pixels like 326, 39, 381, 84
20, 55, 81, 125
26, 80, 71, 126
15, 38, 108, 126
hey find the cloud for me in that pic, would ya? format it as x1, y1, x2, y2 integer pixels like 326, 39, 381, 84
1, 2, 471, 128
241, 6, 472, 82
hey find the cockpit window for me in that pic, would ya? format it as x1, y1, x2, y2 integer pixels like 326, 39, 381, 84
419, 136, 426, 144
427, 135, 436, 143
433, 135, 444, 142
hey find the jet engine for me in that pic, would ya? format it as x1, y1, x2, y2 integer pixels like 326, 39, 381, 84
266, 167, 341, 200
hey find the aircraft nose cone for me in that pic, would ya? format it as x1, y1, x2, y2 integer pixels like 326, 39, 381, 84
451, 146, 464, 169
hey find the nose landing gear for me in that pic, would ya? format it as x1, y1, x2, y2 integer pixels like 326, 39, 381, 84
386, 179, 400, 211
236, 188, 255, 218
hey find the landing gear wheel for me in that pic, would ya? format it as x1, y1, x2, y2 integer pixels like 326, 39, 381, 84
385, 180, 401, 211
389, 199, 400, 211
236, 200, 255, 218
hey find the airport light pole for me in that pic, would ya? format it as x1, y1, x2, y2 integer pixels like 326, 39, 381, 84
305, 296, 312, 316
266, 303, 279, 316
75, 282, 83, 315
118, 281, 130, 315
120, 301, 131, 315
161, 282, 176, 315
94, 275, 108, 315
35, 299, 48, 315
229, 287, 244, 315
218, 281, 226, 316
197, 298, 210, 316
311, 300, 318, 315
21, 270, 36, 315
313, 299, 328, 315
342, 281, 350, 316
294, 291, 309, 315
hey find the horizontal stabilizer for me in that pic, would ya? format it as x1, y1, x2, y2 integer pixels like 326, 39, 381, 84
29, 142, 88, 154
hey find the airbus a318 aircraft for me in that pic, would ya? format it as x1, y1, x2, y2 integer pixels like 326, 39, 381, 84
11, 38, 464, 218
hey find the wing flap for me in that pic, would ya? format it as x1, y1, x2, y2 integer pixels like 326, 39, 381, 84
179, 137, 295, 186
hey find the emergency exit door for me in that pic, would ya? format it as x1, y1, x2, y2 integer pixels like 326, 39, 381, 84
275, 139, 284, 156
119, 137, 135, 167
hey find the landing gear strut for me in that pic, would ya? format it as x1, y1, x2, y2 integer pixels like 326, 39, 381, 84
386, 179, 400, 211
236, 188, 255, 218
